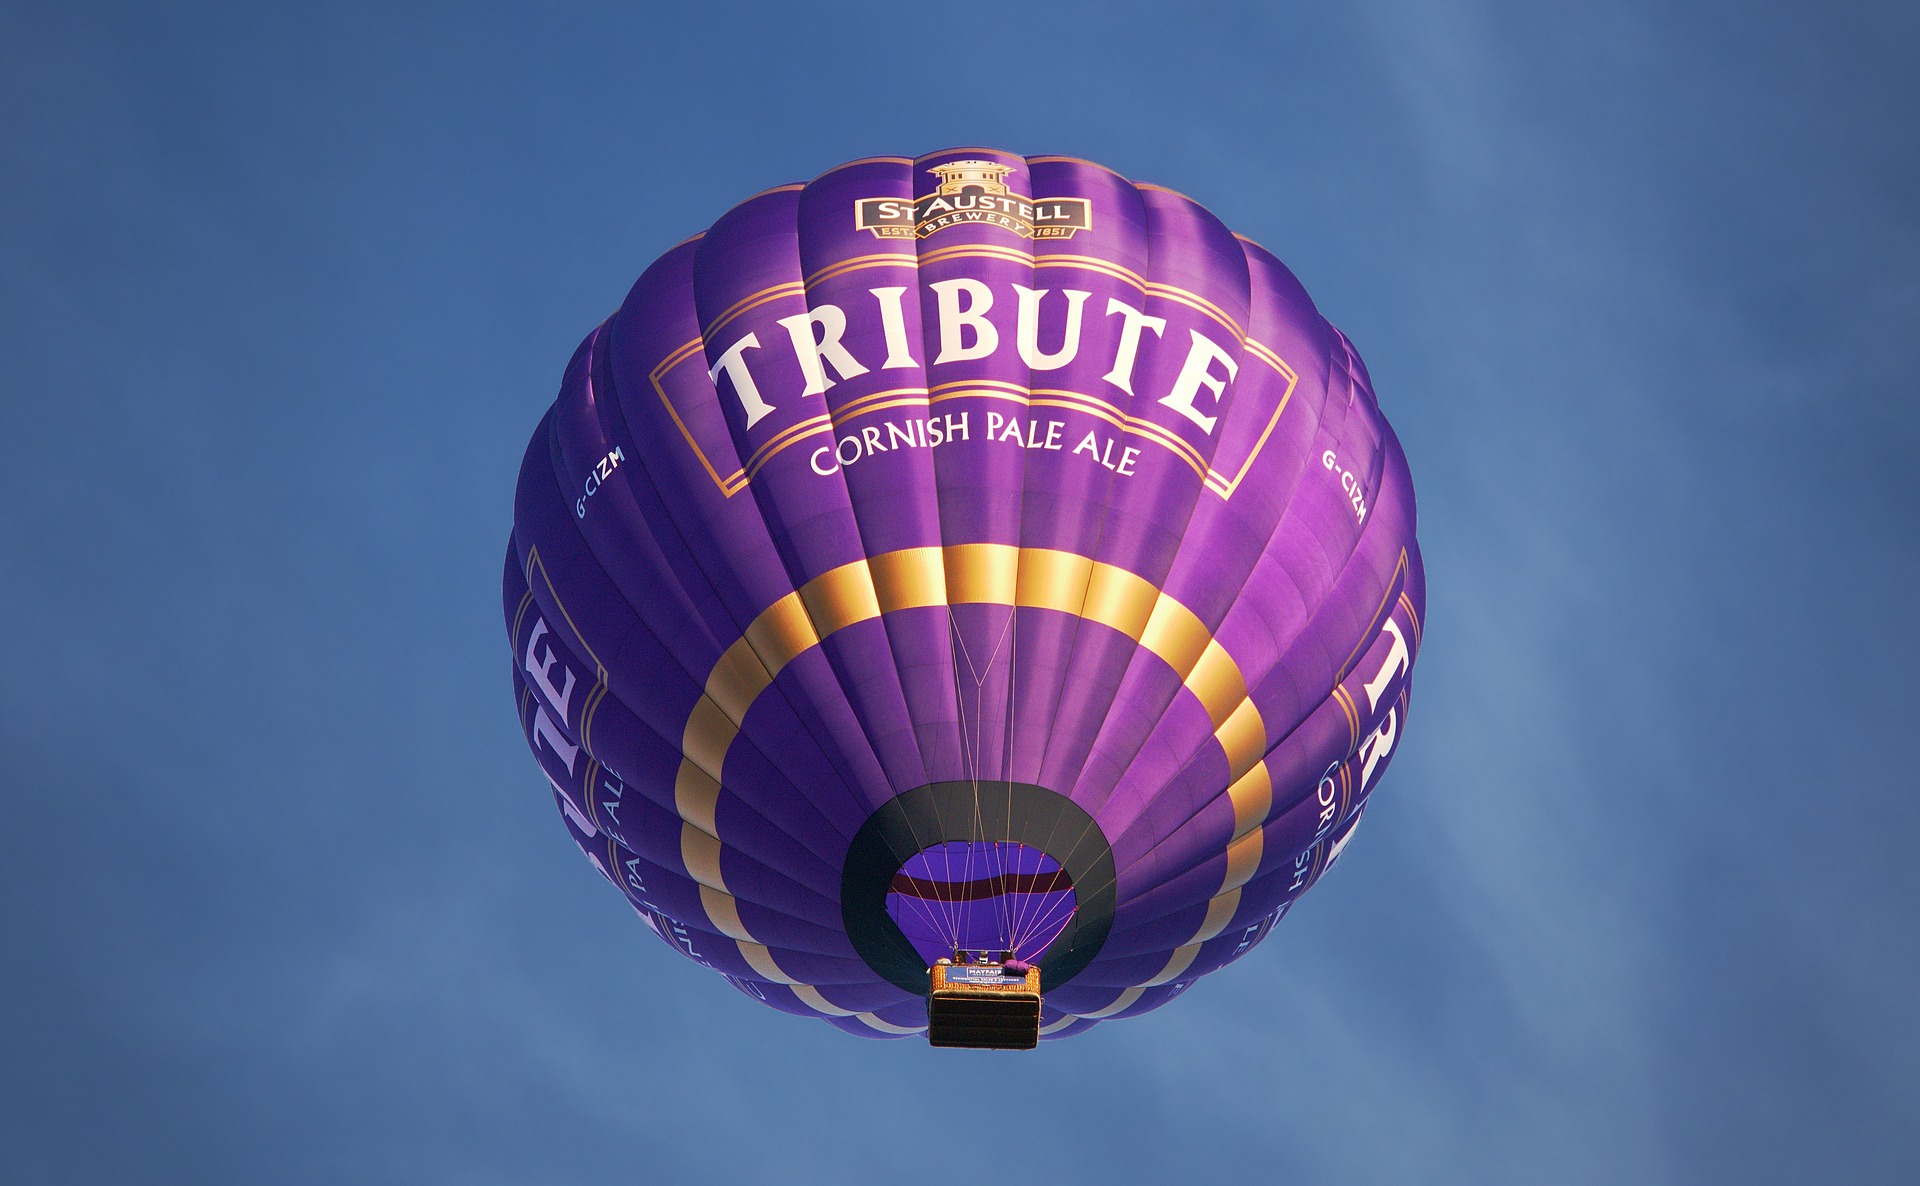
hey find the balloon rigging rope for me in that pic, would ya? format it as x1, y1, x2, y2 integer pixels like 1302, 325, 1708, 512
940, 604, 1018, 955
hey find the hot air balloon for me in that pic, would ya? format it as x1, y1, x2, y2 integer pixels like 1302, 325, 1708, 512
504, 149, 1424, 1046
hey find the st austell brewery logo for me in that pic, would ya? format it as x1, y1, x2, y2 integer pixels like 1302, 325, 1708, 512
856, 161, 1093, 241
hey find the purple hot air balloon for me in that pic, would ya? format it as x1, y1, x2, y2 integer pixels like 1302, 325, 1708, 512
504, 149, 1424, 1044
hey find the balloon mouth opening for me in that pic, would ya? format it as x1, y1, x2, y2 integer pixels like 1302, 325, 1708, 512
884, 841, 1078, 966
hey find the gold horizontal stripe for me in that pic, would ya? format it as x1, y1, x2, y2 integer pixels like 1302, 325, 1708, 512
915, 244, 1146, 290
1082, 562, 1158, 639
700, 885, 753, 942
829, 385, 931, 420
1144, 282, 1244, 343
944, 542, 1018, 604
1080, 986, 1145, 1018
922, 378, 1213, 480
855, 1011, 924, 1035
738, 941, 799, 984
706, 638, 775, 723
1038, 1014, 1081, 1035
744, 592, 820, 678
1017, 548, 1093, 615
675, 544, 1271, 1003
1143, 943, 1201, 987
703, 280, 806, 342
791, 984, 856, 1017
801, 561, 883, 637
740, 412, 833, 476
1140, 595, 1212, 679
870, 547, 947, 611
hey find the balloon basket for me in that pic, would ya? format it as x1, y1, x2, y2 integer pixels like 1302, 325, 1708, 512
926, 962, 1043, 1050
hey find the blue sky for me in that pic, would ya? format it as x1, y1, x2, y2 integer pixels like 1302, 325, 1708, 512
3, 2, 1916, 1182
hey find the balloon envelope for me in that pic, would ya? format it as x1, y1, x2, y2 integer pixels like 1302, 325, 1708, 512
504, 148, 1425, 1040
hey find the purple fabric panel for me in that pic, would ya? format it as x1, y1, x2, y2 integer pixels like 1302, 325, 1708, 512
548, 327, 732, 672
606, 243, 899, 810
693, 188, 929, 797
507, 149, 1427, 1037
1006, 159, 1153, 785
796, 160, 965, 783
909, 149, 1036, 795
508, 665, 852, 945
1106, 586, 1425, 918
1034, 187, 1248, 799
516, 437, 863, 862
509, 555, 857, 881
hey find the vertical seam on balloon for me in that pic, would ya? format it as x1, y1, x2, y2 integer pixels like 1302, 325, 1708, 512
1018, 164, 1153, 904
663, 204, 912, 910
1334, 549, 1409, 683
1030, 185, 1255, 919
1397, 589, 1423, 651
566, 316, 872, 894
785, 169, 948, 882
1031, 233, 1344, 982
510, 586, 535, 659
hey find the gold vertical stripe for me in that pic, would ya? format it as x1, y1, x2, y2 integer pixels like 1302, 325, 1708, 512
681, 824, 727, 891
1214, 699, 1267, 783
1227, 763, 1273, 839
673, 760, 721, 835
1185, 640, 1248, 728
699, 886, 752, 941
1222, 830, 1262, 892
1336, 549, 1409, 682
1193, 890, 1242, 943
1332, 684, 1360, 748
681, 696, 739, 779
